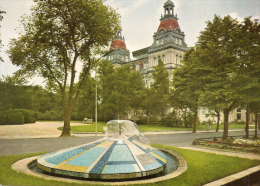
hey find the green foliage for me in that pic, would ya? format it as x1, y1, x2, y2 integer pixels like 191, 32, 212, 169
0, 110, 24, 125
11, 109, 36, 123
0, 109, 37, 125
0, 10, 6, 62
97, 60, 145, 121
7, 0, 120, 136
151, 60, 170, 123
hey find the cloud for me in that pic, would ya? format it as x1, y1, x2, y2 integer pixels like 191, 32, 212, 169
229, 12, 244, 22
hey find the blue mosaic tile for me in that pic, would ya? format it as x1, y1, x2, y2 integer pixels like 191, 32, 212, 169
104, 164, 136, 174
89, 141, 117, 174
107, 161, 136, 165
143, 161, 162, 170
45, 141, 103, 165
108, 145, 135, 162
45, 148, 85, 165
151, 149, 166, 159
66, 147, 106, 167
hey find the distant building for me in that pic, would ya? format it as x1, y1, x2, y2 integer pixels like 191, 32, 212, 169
106, 0, 250, 123
107, 0, 188, 88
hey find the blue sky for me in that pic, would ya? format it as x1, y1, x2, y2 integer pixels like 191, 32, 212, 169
0, 0, 259, 85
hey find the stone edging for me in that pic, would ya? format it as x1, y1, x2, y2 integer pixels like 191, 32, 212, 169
11, 149, 187, 185
203, 165, 260, 186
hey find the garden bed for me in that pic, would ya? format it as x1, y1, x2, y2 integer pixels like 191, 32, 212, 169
194, 135, 260, 154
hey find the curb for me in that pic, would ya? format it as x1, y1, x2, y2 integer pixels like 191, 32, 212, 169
203, 165, 260, 186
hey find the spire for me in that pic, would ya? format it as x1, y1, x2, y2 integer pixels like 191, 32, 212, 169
109, 29, 127, 51
161, 0, 178, 21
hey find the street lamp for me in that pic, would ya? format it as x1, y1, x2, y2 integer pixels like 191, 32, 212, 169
95, 71, 98, 136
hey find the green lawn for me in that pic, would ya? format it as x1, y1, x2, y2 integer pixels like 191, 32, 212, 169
59, 122, 254, 133
0, 145, 259, 185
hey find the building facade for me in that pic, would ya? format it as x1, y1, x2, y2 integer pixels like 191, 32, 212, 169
106, 0, 250, 123
107, 0, 188, 88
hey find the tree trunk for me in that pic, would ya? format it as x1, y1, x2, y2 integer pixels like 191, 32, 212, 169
255, 112, 258, 139
60, 110, 71, 137
146, 112, 150, 125
258, 113, 260, 130
193, 109, 197, 133
216, 110, 220, 132
184, 109, 188, 128
245, 106, 250, 139
223, 109, 229, 140
161, 110, 164, 125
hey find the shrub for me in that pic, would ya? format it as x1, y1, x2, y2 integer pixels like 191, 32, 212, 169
0, 110, 24, 125
0, 109, 36, 125
135, 118, 148, 125
12, 109, 36, 123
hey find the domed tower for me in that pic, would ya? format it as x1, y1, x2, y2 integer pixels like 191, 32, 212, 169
143, 0, 188, 88
106, 29, 130, 67
149, 0, 188, 53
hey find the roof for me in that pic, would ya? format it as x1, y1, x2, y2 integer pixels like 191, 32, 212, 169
132, 47, 149, 58
164, 0, 174, 6
109, 39, 127, 50
157, 18, 180, 33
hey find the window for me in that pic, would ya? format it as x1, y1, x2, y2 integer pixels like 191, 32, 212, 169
154, 57, 157, 66
136, 64, 140, 71
163, 55, 166, 64
156, 40, 159, 46
126, 56, 129, 62
176, 55, 178, 64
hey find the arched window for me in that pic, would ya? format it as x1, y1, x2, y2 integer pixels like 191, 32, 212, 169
136, 64, 140, 71
165, 9, 169, 15
170, 9, 173, 15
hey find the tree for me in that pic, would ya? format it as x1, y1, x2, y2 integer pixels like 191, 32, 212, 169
195, 15, 241, 140
172, 48, 202, 132
0, 10, 6, 62
72, 74, 96, 120
142, 88, 158, 124
236, 17, 260, 139
128, 71, 145, 122
151, 60, 170, 125
7, 0, 120, 136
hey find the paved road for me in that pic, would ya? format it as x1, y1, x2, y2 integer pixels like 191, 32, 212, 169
0, 130, 256, 156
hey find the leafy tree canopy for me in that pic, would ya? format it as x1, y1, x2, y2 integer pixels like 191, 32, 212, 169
7, 0, 120, 136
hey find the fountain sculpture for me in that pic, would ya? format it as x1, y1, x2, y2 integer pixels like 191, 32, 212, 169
37, 120, 167, 180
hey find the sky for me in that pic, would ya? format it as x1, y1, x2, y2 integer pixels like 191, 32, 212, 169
0, 0, 259, 86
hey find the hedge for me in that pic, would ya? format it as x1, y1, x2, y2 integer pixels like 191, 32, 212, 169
0, 109, 36, 125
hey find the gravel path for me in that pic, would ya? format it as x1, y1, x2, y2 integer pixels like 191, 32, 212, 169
0, 121, 86, 139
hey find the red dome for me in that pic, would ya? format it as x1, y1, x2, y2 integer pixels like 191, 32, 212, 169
109, 40, 127, 50
157, 19, 180, 33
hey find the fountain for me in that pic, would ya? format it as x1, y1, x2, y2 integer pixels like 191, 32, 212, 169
37, 120, 169, 180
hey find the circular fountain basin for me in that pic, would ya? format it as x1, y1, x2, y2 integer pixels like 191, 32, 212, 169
37, 137, 167, 180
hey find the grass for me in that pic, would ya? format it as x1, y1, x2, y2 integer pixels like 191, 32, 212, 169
0, 145, 259, 185
59, 122, 254, 133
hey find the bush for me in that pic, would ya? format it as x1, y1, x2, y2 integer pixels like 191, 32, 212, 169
37, 110, 63, 121
0, 110, 24, 125
135, 118, 148, 125
12, 109, 36, 123
0, 109, 37, 125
